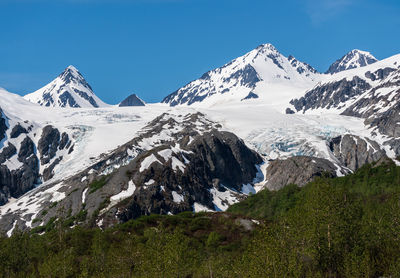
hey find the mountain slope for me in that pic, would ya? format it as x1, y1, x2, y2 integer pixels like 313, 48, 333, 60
24, 66, 109, 108
162, 43, 321, 110
289, 54, 400, 114
326, 49, 378, 74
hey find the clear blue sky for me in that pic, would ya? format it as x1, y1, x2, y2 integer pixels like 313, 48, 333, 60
0, 0, 399, 104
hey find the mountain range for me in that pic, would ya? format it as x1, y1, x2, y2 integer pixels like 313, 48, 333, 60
0, 43, 399, 235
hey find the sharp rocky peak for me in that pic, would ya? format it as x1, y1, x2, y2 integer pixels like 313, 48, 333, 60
326, 49, 378, 74
58, 65, 85, 84
255, 43, 280, 53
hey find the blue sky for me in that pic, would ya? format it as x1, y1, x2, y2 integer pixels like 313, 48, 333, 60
0, 0, 399, 104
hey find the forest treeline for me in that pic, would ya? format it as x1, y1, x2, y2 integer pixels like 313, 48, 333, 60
1, 160, 400, 277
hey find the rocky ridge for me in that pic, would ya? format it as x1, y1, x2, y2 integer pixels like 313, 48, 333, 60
0, 112, 263, 233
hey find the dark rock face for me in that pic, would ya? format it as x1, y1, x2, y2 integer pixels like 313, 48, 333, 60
59, 132, 70, 150
73, 89, 99, 108
341, 81, 400, 120
241, 92, 259, 101
365, 67, 396, 81
329, 135, 387, 171
290, 77, 371, 113
38, 125, 60, 165
57, 91, 79, 108
366, 103, 400, 138
387, 139, 400, 157
119, 94, 146, 107
264, 156, 339, 190
288, 55, 318, 76
118, 129, 262, 221
10, 124, 28, 139
42, 157, 63, 181
285, 108, 295, 114
163, 64, 262, 106
340, 70, 400, 156
0, 107, 8, 143
37, 126, 70, 180
18, 137, 35, 161
0, 136, 39, 205
0, 143, 16, 164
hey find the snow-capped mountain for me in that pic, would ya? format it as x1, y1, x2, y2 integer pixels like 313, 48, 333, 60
326, 49, 378, 74
289, 54, 400, 115
163, 43, 321, 110
1, 44, 399, 236
288, 53, 400, 156
24, 66, 109, 108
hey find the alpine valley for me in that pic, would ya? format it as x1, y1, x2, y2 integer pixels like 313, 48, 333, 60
0, 43, 399, 237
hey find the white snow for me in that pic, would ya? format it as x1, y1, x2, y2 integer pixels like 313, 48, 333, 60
158, 149, 173, 161
144, 179, 155, 186
171, 191, 184, 204
209, 185, 239, 211
7, 220, 17, 237
110, 180, 136, 203
4, 154, 24, 171
139, 154, 162, 172
81, 188, 88, 204
171, 157, 186, 173
193, 202, 213, 213
101, 181, 137, 214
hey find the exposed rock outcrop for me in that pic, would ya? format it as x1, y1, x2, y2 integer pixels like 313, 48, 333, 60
38, 125, 61, 165
10, 124, 28, 139
289, 77, 371, 113
329, 135, 387, 171
0, 107, 8, 143
0, 136, 39, 205
118, 130, 262, 220
38, 125, 70, 167
264, 156, 340, 190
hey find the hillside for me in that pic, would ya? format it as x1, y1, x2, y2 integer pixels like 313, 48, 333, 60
0, 161, 399, 277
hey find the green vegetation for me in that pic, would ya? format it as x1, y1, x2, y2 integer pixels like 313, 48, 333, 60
88, 176, 108, 193
0, 161, 400, 277
228, 183, 302, 220
0, 212, 252, 277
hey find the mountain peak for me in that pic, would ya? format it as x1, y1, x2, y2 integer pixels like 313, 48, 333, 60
24, 66, 108, 108
66, 65, 78, 72
119, 93, 146, 107
326, 49, 378, 74
257, 43, 278, 50
163, 43, 320, 107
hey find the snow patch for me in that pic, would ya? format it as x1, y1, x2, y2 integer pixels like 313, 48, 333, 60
171, 191, 184, 204
193, 202, 213, 213
139, 154, 161, 172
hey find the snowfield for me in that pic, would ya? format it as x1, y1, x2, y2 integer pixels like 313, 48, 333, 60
0, 84, 397, 226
